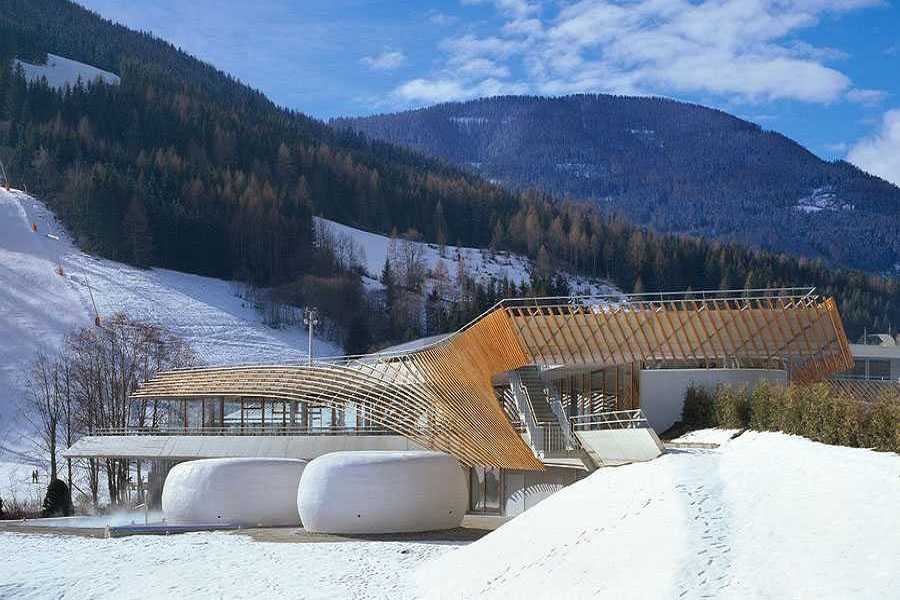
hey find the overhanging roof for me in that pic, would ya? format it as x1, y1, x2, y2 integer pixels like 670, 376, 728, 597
132, 288, 852, 470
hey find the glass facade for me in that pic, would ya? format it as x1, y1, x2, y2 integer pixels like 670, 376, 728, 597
469, 466, 503, 514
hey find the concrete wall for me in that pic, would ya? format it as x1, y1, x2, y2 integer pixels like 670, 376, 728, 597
640, 368, 786, 433
502, 466, 582, 517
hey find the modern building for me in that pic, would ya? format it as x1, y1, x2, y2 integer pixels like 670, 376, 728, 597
66, 288, 854, 519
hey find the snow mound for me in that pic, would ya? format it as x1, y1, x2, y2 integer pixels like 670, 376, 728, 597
14, 53, 120, 89
417, 431, 900, 599
0, 188, 339, 447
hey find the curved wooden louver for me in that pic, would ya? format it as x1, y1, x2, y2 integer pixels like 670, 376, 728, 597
133, 289, 852, 470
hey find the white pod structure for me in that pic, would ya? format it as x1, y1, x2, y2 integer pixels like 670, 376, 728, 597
297, 451, 467, 534
162, 457, 306, 527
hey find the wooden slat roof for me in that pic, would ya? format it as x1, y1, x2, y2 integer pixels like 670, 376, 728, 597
133, 289, 852, 470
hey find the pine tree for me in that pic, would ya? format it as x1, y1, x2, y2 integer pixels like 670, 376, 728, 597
122, 197, 154, 267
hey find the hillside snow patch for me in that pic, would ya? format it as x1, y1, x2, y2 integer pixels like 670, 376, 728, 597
14, 53, 120, 89
417, 431, 900, 599
315, 217, 618, 296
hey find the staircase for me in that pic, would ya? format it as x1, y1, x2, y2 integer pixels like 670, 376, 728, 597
518, 367, 556, 424
509, 367, 581, 459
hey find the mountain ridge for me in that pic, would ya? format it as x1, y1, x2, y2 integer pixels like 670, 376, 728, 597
336, 94, 900, 274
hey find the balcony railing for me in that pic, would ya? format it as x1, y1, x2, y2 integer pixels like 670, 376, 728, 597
570, 409, 650, 431
94, 425, 396, 437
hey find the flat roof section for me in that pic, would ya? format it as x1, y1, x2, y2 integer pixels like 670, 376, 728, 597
64, 435, 423, 461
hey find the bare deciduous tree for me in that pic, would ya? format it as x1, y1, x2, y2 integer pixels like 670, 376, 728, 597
22, 314, 196, 510
21, 352, 67, 481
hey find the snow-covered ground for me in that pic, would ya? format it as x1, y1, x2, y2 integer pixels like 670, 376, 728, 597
317, 217, 619, 297
0, 532, 452, 600
0, 461, 46, 509
0, 188, 340, 447
418, 431, 900, 599
1, 432, 895, 599
14, 53, 120, 89
668, 428, 741, 446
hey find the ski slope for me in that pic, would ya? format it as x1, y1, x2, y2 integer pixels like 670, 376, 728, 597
14, 53, 120, 89
417, 431, 900, 599
0, 188, 339, 446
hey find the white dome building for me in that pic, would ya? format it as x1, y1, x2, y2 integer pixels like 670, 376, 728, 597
298, 451, 467, 534
162, 457, 306, 527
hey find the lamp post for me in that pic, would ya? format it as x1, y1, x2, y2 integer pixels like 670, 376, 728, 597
304, 307, 319, 366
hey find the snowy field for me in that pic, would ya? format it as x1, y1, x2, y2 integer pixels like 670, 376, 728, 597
0, 532, 452, 600
1, 432, 896, 599
0, 188, 340, 447
14, 53, 120, 89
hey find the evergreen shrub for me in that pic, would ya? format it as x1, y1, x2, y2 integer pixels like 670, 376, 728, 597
42, 479, 73, 517
680, 381, 899, 453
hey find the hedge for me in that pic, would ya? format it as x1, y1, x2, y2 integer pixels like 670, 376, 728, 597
681, 382, 900, 453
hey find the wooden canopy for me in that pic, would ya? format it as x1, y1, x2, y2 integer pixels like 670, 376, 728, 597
133, 289, 852, 470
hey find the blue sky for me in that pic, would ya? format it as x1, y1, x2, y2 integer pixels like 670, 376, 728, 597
79, 0, 900, 185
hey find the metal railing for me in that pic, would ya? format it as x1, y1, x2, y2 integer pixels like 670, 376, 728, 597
538, 424, 572, 455
570, 409, 650, 432
508, 371, 544, 454
831, 374, 897, 382
94, 425, 396, 437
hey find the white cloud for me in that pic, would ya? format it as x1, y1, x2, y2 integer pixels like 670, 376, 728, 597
847, 88, 888, 105
847, 109, 900, 186
394, 78, 468, 103
393, 77, 527, 104
462, 0, 540, 18
361, 50, 406, 71
397, 0, 881, 107
427, 11, 457, 26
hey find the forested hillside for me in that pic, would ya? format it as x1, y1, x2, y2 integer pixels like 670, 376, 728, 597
2, 0, 900, 344
338, 96, 900, 274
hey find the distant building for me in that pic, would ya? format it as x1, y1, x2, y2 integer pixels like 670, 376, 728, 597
847, 334, 900, 381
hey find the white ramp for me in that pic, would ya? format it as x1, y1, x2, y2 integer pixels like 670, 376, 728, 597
571, 410, 664, 467
575, 428, 664, 466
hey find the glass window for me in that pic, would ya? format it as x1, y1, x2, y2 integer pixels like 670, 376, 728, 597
469, 467, 485, 513
868, 360, 891, 379
203, 398, 221, 428
469, 466, 503, 514
484, 468, 501, 513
